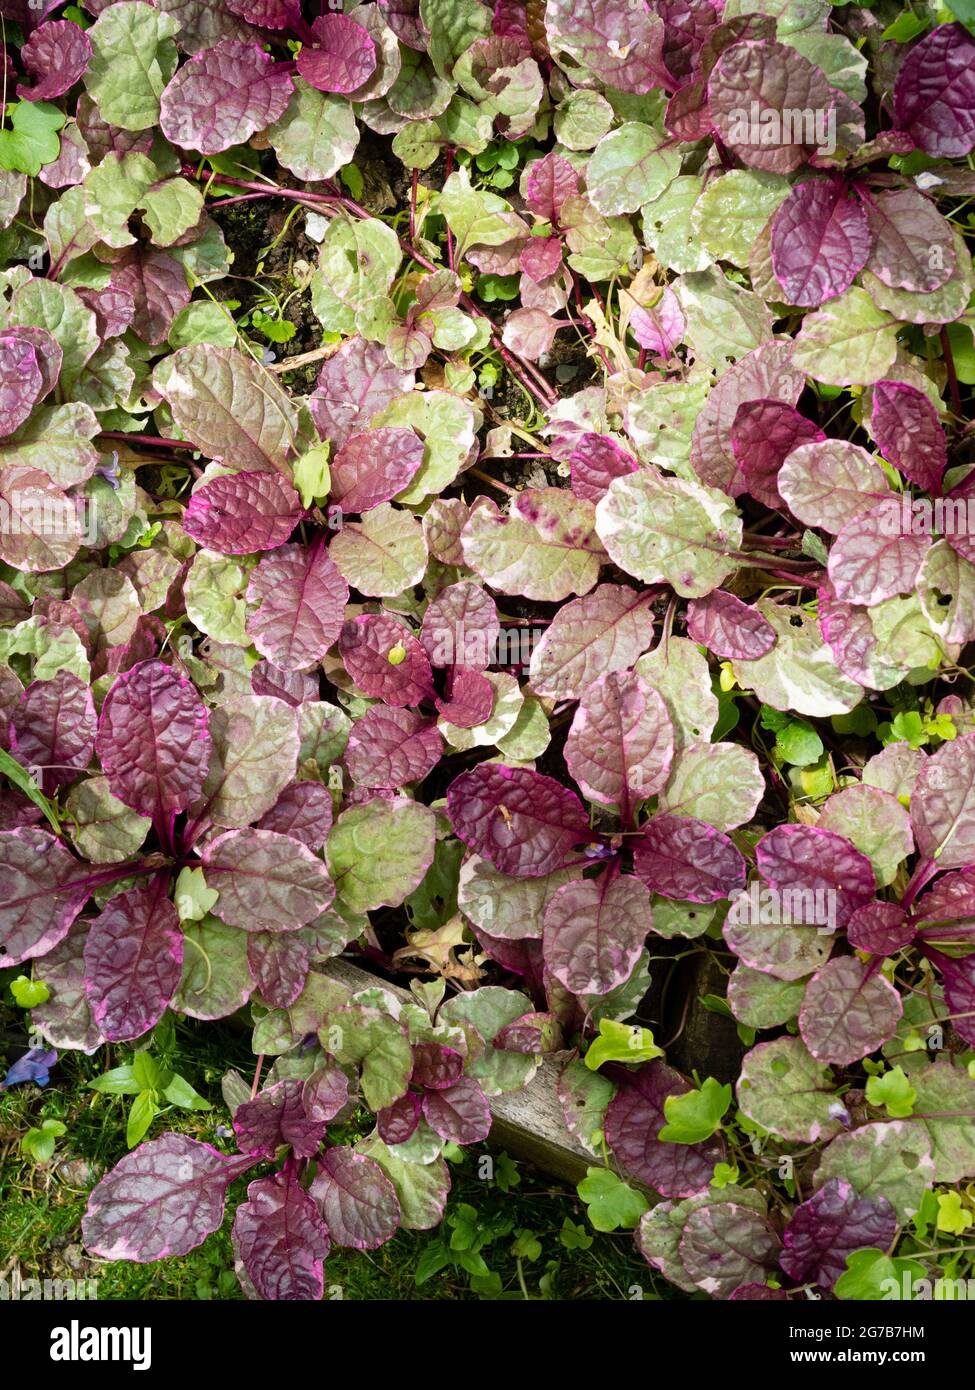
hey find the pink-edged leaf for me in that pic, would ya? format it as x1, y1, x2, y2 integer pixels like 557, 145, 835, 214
159, 41, 294, 154
339, 614, 434, 707
250, 661, 318, 707
605, 1060, 726, 1197
0, 334, 43, 436
708, 39, 836, 173
778, 439, 892, 535
564, 670, 674, 815
247, 920, 335, 1008
770, 179, 872, 307
798, 956, 902, 1066
420, 580, 500, 671
310, 1147, 400, 1248
628, 287, 686, 357
411, 1041, 464, 1090
232, 1168, 330, 1302
225, 0, 303, 26
524, 151, 579, 222
328, 427, 425, 514
377, 0, 428, 49
376, 1091, 422, 1145
0, 325, 61, 405
756, 823, 876, 930
827, 502, 931, 605
911, 734, 975, 871
542, 868, 650, 996
246, 543, 349, 672
96, 659, 210, 832
545, 0, 669, 94
303, 1061, 350, 1123
893, 23, 975, 159
0, 828, 92, 966
297, 13, 377, 94
422, 1076, 491, 1144
924, 949, 975, 1047
871, 380, 947, 496
685, 589, 776, 660
435, 668, 494, 729
183, 471, 303, 555
730, 399, 824, 511
112, 247, 191, 346
83, 880, 182, 1042
780, 1178, 897, 1290
864, 187, 956, 293
634, 814, 746, 903
447, 762, 591, 878
256, 782, 333, 850
8, 670, 95, 795
204, 829, 334, 931
569, 433, 640, 505
520, 235, 563, 283
345, 706, 441, 788
0, 467, 83, 572
913, 867, 975, 943
847, 901, 915, 955
494, 1011, 562, 1054
528, 583, 656, 700
77, 284, 136, 340
17, 20, 92, 101
233, 1079, 327, 1157
83, 1134, 258, 1263
309, 337, 414, 450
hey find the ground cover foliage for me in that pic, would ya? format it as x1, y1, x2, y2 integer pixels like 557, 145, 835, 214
1, 0, 975, 1303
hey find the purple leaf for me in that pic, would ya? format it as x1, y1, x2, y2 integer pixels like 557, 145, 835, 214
730, 400, 824, 511
569, 433, 640, 505
778, 439, 891, 535
564, 670, 674, 814
770, 179, 872, 307
346, 705, 441, 788
422, 1076, 492, 1143
83, 880, 183, 1042
204, 829, 335, 931
1, 1045, 58, 1090
247, 923, 331, 1008
297, 14, 378, 94
911, 735, 975, 871
309, 337, 414, 450
686, 589, 777, 660
0, 467, 82, 572
799, 957, 902, 1066
159, 41, 294, 154
628, 287, 686, 357
847, 901, 915, 956
827, 502, 931, 605
16, 20, 92, 101
755, 824, 876, 930
256, 782, 334, 850
520, 235, 563, 283
112, 248, 192, 346
678, 1203, 782, 1298
420, 580, 500, 671
339, 614, 434, 707
870, 381, 947, 496
183, 471, 304, 555
447, 763, 591, 878
708, 40, 835, 173
634, 814, 746, 903
893, 23, 975, 159
780, 1178, 897, 1290
0, 334, 43, 437
545, 0, 670, 94
77, 283, 135, 340
411, 1041, 465, 1090
528, 584, 656, 701
246, 544, 349, 672
864, 187, 956, 294
251, 661, 318, 707
328, 427, 425, 514
542, 868, 650, 995
9, 670, 96, 795
376, 1092, 421, 1144
494, 1011, 562, 1054
233, 1079, 327, 1158
310, 1147, 401, 1248
435, 668, 494, 729
0, 828, 93, 966
83, 1134, 258, 1262
96, 660, 211, 834
303, 1062, 350, 1123
605, 1061, 725, 1197
691, 341, 805, 497
232, 1168, 331, 1302
225, 0, 304, 26
913, 868, 975, 943
377, 0, 428, 49
524, 151, 580, 222
921, 948, 975, 1046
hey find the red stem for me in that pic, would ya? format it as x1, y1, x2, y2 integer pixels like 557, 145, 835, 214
100, 432, 198, 451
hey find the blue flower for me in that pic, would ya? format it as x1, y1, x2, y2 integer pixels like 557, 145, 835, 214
1, 1046, 58, 1091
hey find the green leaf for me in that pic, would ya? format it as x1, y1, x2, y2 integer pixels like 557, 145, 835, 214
0, 747, 61, 833
834, 1249, 927, 1301
576, 1167, 649, 1232
21, 1119, 67, 1164
936, 1191, 973, 1235
775, 719, 824, 767
126, 1090, 158, 1148
293, 444, 332, 509
10, 975, 50, 1008
162, 1072, 213, 1111
584, 1018, 664, 1071
559, 1218, 594, 1250
173, 866, 219, 924
84, 1, 180, 132
0, 101, 66, 177
131, 1051, 164, 1092
90, 1064, 142, 1097
659, 1077, 732, 1144
586, 123, 681, 216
